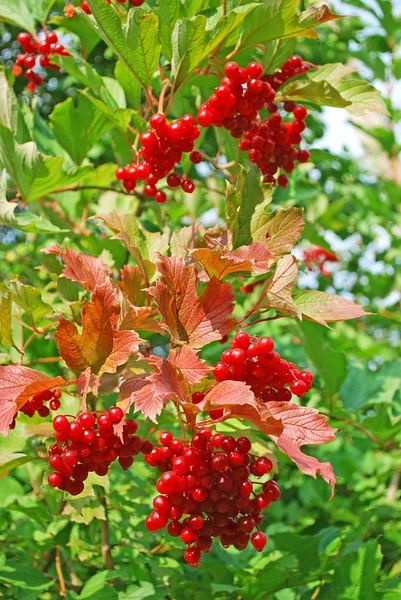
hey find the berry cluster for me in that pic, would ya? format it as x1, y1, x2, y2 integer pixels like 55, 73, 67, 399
197, 59, 312, 187
12, 31, 68, 93
263, 55, 312, 91
116, 114, 201, 201
21, 388, 62, 418
302, 246, 339, 277
47, 407, 153, 495
9, 388, 62, 430
238, 107, 310, 188
212, 332, 313, 402
81, 0, 144, 14
145, 429, 280, 566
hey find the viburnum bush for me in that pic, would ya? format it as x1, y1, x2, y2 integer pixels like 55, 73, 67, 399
0, 0, 387, 580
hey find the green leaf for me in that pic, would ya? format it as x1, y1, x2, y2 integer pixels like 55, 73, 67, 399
0, 124, 92, 202
297, 320, 347, 399
79, 571, 116, 599
276, 63, 387, 115
114, 61, 142, 109
8, 280, 53, 325
155, 0, 182, 61
0, 452, 42, 477
340, 361, 401, 413
86, 0, 161, 89
0, 562, 53, 591
226, 164, 265, 249
0, 287, 13, 347
0, 170, 67, 233
0, 0, 56, 33
330, 539, 382, 599
233, 0, 339, 53
81, 91, 147, 135
50, 95, 113, 165
361, 405, 401, 444
0, 72, 30, 143
171, 6, 257, 89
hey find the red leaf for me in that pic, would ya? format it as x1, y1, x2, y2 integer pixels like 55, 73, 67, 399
119, 265, 147, 305
199, 380, 257, 412
263, 402, 337, 496
192, 242, 273, 280
120, 360, 191, 423
0, 366, 65, 436
168, 347, 210, 385
120, 305, 164, 334
149, 255, 235, 348
293, 290, 371, 327
55, 282, 141, 374
256, 255, 301, 317
43, 245, 110, 293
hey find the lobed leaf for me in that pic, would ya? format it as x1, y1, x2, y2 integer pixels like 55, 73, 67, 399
252, 207, 304, 257
293, 289, 371, 327
149, 255, 234, 348
255, 255, 300, 317
0, 366, 64, 436
192, 242, 274, 280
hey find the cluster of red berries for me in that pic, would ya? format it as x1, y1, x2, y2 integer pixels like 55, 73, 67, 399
211, 332, 313, 402
197, 59, 311, 188
238, 106, 310, 188
144, 429, 280, 566
9, 388, 62, 430
263, 55, 312, 91
81, 0, 144, 14
302, 246, 339, 277
12, 31, 68, 93
47, 407, 153, 495
116, 114, 201, 201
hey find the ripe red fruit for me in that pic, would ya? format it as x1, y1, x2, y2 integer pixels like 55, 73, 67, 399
181, 179, 195, 193
293, 105, 307, 120
53, 415, 69, 433
189, 151, 202, 164
251, 531, 267, 552
183, 546, 201, 566
81, 1, 91, 14
212, 362, 230, 382
48, 472, 63, 488
290, 380, 307, 397
109, 406, 124, 423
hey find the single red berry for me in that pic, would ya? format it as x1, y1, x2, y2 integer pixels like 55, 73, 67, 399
109, 406, 124, 423
183, 546, 201, 566
213, 362, 230, 382
81, 0, 91, 13
53, 415, 69, 434
48, 472, 63, 488
79, 412, 95, 429
189, 151, 202, 164
293, 105, 307, 120
181, 179, 195, 193
277, 174, 289, 188
251, 531, 267, 552
154, 190, 167, 203
290, 380, 307, 397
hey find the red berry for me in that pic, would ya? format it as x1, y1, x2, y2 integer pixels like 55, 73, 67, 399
48, 472, 63, 488
189, 151, 202, 164
251, 531, 267, 552
181, 179, 195, 193
53, 415, 69, 434
79, 412, 95, 429
109, 406, 124, 423
293, 105, 307, 120
290, 380, 307, 397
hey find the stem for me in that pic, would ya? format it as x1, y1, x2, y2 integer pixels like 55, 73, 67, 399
80, 368, 92, 413
328, 415, 384, 447
158, 79, 171, 114
96, 488, 115, 570
240, 315, 283, 328
55, 546, 66, 597
24, 356, 61, 365
176, 405, 187, 441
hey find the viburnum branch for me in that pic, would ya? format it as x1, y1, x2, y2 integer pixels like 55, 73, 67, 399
158, 79, 171, 114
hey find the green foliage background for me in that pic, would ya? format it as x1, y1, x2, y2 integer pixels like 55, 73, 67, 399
0, 0, 400, 598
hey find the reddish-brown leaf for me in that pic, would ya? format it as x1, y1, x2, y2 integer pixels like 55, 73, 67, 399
119, 265, 147, 305
293, 290, 371, 327
256, 255, 301, 317
149, 255, 235, 348
252, 207, 304, 257
55, 283, 141, 374
198, 380, 258, 412
119, 360, 191, 423
0, 366, 65, 436
263, 402, 337, 495
119, 305, 164, 334
192, 242, 274, 280
168, 347, 210, 385
43, 245, 110, 293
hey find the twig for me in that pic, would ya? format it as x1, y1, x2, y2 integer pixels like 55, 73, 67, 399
96, 488, 115, 570
80, 367, 92, 413
23, 356, 61, 365
386, 466, 401, 503
55, 546, 66, 597
158, 79, 171, 114
240, 315, 283, 328
329, 415, 385, 447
